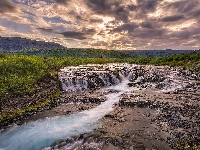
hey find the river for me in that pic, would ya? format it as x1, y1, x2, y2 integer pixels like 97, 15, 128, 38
0, 77, 135, 150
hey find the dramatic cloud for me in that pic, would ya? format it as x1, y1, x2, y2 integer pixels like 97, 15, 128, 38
161, 15, 185, 22
61, 31, 86, 40
112, 23, 139, 33
37, 28, 54, 33
0, 0, 16, 14
54, 0, 69, 5
60, 28, 96, 40
0, 0, 200, 50
140, 22, 153, 29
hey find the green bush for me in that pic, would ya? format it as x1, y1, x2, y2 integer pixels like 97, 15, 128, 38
0, 51, 199, 100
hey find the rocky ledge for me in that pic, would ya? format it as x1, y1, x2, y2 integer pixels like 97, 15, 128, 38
43, 64, 199, 150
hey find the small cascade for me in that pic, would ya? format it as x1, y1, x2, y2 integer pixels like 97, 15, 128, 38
99, 73, 111, 86
59, 63, 195, 93
58, 64, 129, 92
61, 76, 88, 91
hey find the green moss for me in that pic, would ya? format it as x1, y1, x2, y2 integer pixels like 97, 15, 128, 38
176, 138, 200, 150
0, 90, 60, 123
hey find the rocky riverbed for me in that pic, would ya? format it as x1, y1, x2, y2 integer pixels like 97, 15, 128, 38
42, 64, 199, 150
1, 63, 199, 150
46, 87, 199, 150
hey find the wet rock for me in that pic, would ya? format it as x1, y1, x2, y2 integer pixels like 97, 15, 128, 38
130, 143, 146, 150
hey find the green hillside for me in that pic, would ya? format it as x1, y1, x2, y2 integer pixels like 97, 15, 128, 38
15, 48, 132, 58
1, 51, 200, 100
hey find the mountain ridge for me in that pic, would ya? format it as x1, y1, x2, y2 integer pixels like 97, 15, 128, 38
0, 36, 65, 51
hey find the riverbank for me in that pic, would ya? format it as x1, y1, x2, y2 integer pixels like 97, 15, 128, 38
1, 64, 199, 149
0, 89, 107, 131
1, 52, 200, 127
47, 86, 199, 150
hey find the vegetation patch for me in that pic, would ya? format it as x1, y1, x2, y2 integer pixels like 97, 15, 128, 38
0, 90, 60, 124
0, 50, 199, 125
1, 51, 200, 101
176, 137, 200, 150
14, 48, 132, 58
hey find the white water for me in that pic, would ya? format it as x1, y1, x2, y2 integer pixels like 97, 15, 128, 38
0, 78, 134, 150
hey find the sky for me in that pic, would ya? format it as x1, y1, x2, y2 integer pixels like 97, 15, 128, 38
0, 0, 200, 50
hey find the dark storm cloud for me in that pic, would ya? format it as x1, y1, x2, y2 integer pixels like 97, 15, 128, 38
61, 31, 86, 40
86, 0, 130, 22
86, 0, 118, 14
139, 0, 159, 11
0, 0, 17, 14
112, 23, 139, 33
127, 5, 137, 11
54, 0, 69, 5
164, 0, 200, 21
83, 28, 96, 35
60, 28, 96, 40
91, 41, 107, 46
134, 29, 167, 39
76, 15, 82, 20
44, 17, 70, 24
134, 0, 161, 18
140, 22, 153, 29
114, 6, 130, 22
67, 11, 86, 22
37, 28, 54, 33
161, 15, 185, 22
189, 9, 200, 18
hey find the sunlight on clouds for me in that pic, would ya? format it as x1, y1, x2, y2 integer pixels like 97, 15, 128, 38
33, 17, 51, 28
0, 25, 6, 32
130, 0, 138, 5
191, 46, 199, 48
97, 16, 114, 29
98, 24, 105, 29
0, 0, 199, 50
74, 3, 88, 14
93, 15, 114, 23
162, 0, 181, 3
168, 21, 196, 31
148, 9, 163, 18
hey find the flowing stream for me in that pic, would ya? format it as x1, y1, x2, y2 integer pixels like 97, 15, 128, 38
0, 78, 135, 150
0, 64, 190, 150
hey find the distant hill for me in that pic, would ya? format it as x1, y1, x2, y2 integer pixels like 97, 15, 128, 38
1, 36, 199, 58
117, 50, 200, 57
0, 36, 65, 51
15, 48, 132, 58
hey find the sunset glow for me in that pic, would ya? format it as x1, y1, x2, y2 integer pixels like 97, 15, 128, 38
0, 0, 200, 50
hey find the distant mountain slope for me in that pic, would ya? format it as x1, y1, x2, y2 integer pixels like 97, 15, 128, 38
0, 37, 65, 51
15, 48, 132, 58
117, 50, 200, 57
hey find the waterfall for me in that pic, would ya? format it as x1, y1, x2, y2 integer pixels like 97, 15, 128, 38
58, 63, 130, 92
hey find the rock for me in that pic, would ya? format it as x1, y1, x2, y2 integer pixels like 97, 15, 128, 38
117, 138, 124, 144
130, 143, 146, 150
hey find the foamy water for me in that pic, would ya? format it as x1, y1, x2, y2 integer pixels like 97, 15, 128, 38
0, 78, 135, 150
